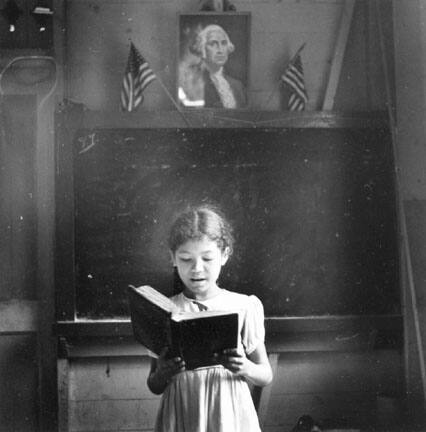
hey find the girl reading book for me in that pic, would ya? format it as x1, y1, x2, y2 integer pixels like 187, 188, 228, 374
147, 204, 273, 432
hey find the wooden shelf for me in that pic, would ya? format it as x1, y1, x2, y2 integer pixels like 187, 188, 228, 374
58, 102, 389, 130
55, 314, 402, 337
55, 314, 403, 357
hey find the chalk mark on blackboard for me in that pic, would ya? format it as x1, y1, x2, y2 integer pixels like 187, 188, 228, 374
78, 133, 98, 154
113, 136, 135, 146
335, 333, 359, 341
70, 127, 399, 318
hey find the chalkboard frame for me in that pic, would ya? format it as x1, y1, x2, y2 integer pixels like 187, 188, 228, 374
54, 104, 402, 345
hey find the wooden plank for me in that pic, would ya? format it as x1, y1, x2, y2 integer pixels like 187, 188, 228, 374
54, 315, 403, 358
55, 102, 84, 321
402, 201, 426, 404
322, 0, 356, 110
35, 63, 61, 431
374, 0, 426, 406
69, 398, 159, 431
266, 331, 396, 354
266, 315, 402, 333
0, 96, 38, 300
57, 358, 69, 432
55, 315, 403, 339
0, 103, 13, 296
69, 357, 156, 400
52, 0, 67, 100
0, 335, 39, 431
0, 300, 38, 333
59, 331, 401, 359
258, 353, 279, 428
366, 0, 383, 109
272, 350, 402, 395
78, 108, 389, 130
401, 203, 426, 403
65, 339, 149, 358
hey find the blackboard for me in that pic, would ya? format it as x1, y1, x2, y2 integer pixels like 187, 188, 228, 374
70, 127, 399, 319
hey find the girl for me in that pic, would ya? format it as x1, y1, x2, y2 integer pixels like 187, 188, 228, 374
147, 204, 273, 432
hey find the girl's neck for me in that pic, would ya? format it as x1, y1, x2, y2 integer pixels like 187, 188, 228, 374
182, 285, 222, 301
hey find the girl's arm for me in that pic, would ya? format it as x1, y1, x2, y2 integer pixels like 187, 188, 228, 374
220, 342, 273, 387
147, 348, 186, 395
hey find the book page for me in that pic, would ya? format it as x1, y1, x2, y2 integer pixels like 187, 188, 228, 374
171, 309, 240, 322
129, 285, 177, 313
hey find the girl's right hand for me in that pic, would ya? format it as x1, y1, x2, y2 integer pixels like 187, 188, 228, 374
147, 348, 186, 395
156, 347, 186, 381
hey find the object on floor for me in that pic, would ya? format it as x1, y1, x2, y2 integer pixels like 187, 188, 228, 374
291, 415, 322, 432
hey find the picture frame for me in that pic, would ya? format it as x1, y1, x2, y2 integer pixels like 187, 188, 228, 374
177, 12, 251, 110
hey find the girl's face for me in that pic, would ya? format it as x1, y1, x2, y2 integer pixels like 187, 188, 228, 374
171, 235, 229, 300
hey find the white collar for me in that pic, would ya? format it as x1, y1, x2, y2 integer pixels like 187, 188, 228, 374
209, 67, 224, 79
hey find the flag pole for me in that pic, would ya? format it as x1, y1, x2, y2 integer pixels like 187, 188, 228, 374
155, 76, 193, 127
287, 42, 306, 67
255, 42, 306, 123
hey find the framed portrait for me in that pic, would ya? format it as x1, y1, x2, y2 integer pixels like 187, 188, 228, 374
177, 12, 251, 110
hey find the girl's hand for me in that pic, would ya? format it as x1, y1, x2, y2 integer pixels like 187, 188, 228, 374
217, 348, 252, 377
156, 347, 186, 381
215, 343, 273, 387
147, 348, 185, 394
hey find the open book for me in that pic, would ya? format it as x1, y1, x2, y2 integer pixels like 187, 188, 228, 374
127, 285, 239, 370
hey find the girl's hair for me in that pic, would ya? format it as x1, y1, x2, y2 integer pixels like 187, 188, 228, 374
168, 204, 234, 256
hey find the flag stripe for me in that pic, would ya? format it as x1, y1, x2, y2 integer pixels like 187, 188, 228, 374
282, 71, 307, 100
282, 69, 305, 92
139, 75, 156, 91
281, 53, 308, 111
282, 76, 307, 101
120, 42, 156, 112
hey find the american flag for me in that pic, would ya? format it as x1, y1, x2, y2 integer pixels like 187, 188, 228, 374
120, 42, 156, 112
281, 53, 308, 111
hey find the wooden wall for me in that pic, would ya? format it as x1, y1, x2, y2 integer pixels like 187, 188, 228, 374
0, 334, 39, 432
63, 349, 402, 432
267, 350, 402, 431
67, 357, 160, 431
63, 0, 387, 112
394, 0, 426, 424
0, 96, 39, 431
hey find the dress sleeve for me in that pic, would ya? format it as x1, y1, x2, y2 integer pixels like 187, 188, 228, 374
241, 295, 266, 355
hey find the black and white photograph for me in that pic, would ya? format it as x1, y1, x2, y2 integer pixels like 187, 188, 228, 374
0, 1, 425, 432
177, 13, 250, 109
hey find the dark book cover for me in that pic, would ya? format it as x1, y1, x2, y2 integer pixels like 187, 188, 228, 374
170, 312, 239, 369
127, 285, 239, 369
127, 285, 173, 357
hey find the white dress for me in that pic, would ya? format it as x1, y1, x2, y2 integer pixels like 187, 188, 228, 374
153, 289, 265, 432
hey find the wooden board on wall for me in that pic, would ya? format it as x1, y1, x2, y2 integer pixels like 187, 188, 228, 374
60, 126, 399, 319
0, 95, 37, 300
0, 335, 38, 431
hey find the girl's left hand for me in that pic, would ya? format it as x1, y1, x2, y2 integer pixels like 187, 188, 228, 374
217, 348, 251, 377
